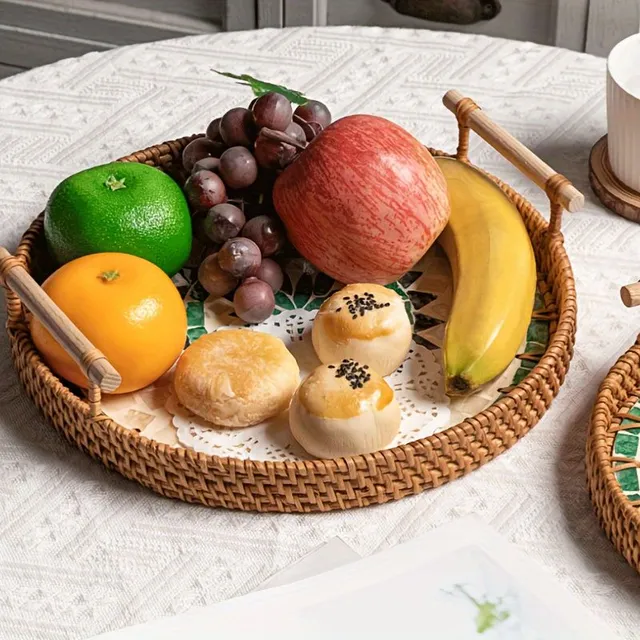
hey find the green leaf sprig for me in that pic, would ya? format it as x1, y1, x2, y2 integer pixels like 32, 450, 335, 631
213, 70, 308, 104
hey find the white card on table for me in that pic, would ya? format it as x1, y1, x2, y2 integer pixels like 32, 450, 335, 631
255, 537, 360, 591
89, 516, 616, 639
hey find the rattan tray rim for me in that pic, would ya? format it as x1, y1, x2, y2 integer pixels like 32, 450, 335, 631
2, 93, 579, 512
587, 337, 640, 572
8, 149, 566, 468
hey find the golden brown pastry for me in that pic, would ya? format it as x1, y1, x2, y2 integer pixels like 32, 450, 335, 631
289, 360, 401, 458
312, 283, 412, 376
173, 329, 299, 427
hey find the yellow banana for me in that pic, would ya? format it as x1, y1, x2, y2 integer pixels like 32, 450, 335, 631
434, 157, 536, 396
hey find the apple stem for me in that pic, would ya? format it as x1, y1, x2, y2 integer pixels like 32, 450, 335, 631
260, 127, 307, 151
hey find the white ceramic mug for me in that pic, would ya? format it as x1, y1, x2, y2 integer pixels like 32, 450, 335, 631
607, 33, 640, 192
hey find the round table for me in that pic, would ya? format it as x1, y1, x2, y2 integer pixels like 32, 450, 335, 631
0, 26, 638, 640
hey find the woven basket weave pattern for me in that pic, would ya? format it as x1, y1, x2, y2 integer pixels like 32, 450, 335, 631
587, 338, 640, 572
3, 136, 577, 513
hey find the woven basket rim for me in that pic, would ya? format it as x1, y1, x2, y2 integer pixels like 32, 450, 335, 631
587, 337, 640, 551
4, 137, 578, 511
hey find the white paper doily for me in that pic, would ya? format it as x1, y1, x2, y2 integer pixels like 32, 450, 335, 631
102, 247, 537, 460
172, 307, 451, 460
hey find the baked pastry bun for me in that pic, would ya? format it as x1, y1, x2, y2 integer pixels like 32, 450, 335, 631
290, 360, 401, 458
173, 329, 299, 428
312, 283, 412, 376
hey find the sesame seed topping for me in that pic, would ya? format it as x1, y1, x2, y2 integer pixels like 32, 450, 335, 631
333, 359, 372, 389
339, 292, 390, 318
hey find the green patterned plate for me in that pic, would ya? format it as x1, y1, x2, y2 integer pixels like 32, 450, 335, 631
99, 247, 551, 460
613, 405, 640, 502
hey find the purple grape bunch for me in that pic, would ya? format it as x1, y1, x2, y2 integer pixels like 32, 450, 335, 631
181, 90, 331, 323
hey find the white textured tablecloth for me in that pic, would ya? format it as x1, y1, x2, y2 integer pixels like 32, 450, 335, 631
0, 26, 638, 640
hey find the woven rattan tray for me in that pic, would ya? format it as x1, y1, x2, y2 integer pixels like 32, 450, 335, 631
587, 285, 640, 572
0, 91, 582, 512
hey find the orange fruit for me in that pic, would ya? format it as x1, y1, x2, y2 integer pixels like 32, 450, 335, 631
31, 252, 187, 394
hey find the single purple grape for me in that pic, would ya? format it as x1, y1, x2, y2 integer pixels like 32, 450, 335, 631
203, 203, 246, 244
241, 215, 286, 257
182, 137, 224, 173
255, 258, 284, 292
198, 253, 238, 297
184, 170, 227, 213
192, 157, 220, 174
234, 277, 275, 323
219, 107, 257, 147
298, 119, 323, 142
217, 237, 262, 279
219, 146, 258, 189
251, 92, 293, 131
294, 100, 331, 128
206, 117, 223, 142
253, 134, 296, 170
285, 121, 306, 145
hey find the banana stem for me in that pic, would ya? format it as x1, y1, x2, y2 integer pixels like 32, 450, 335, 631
446, 375, 472, 396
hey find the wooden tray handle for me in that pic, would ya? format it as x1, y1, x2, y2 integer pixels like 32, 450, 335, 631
0, 247, 121, 396
443, 90, 584, 234
621, 282, 640, 308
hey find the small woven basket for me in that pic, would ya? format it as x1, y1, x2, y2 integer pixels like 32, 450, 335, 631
587, 285, 640, 572
0, 91, 582, 513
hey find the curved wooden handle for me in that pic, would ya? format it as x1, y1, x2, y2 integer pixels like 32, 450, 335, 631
621, 282, 640, 308
0, 247, 121, 393
443, 89, 585, 214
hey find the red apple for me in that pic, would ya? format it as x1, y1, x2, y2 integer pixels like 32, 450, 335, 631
272, 114, 450, 285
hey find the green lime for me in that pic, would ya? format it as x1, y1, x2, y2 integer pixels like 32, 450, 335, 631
45, 162, 192, 276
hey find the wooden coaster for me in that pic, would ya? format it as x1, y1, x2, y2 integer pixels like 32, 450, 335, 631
589, 135, 640, 223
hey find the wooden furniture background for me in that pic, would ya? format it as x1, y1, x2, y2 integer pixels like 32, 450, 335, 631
0, 0, 637, 76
